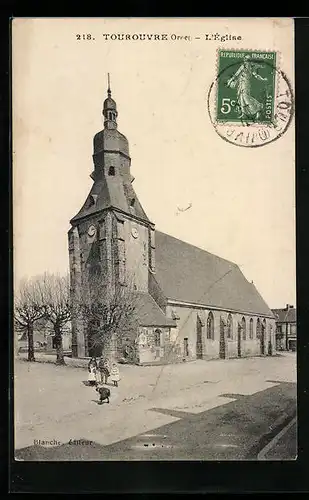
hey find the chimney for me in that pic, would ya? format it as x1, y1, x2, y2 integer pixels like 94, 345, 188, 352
285, 304, 294, 310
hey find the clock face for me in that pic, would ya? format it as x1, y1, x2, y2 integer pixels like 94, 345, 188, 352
87, 225, 96, 237
131, 227, 139, 239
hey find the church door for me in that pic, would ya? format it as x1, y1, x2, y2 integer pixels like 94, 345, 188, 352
196, 317, 203, 359
260, 324, 265, 355
237, 324, 242, 357
219, 318, 226, 359
184, 338, 189, 358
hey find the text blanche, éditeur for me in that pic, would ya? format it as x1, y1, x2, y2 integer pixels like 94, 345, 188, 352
33, 439, 94, 446
101, 33, 242, 42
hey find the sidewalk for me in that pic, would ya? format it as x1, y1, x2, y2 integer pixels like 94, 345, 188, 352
258, 417, 297, 460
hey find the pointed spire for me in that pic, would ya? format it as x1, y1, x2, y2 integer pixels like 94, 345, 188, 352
103, 74, 118, 130
107, 73, 111, 97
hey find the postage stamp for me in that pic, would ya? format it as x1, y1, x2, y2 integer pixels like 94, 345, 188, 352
207, 49, 294, 147
216, 50, 276, 125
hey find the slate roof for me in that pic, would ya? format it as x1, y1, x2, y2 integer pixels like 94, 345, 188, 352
71, 178, 126, 223
70, 178, 149, 224
134, 292, 176, 327
272, 308, 296, 323
71, 127, 150, 224
154, 231, 274, 318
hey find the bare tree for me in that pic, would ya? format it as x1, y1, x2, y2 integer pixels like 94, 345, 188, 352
79, 271, 140, 361
39, 273, 71, 365
14, 277, 46, 362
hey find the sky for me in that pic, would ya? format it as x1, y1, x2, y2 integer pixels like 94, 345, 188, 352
12, 18, 295, 308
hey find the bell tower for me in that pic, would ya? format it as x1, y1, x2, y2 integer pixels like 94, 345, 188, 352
68, 77, 156, 357
103, 73, 118, 130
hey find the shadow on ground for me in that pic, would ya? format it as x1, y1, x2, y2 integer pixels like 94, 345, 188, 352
15, 381, 297, 462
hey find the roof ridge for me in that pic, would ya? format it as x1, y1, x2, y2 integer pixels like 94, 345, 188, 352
271, 307, 296, 311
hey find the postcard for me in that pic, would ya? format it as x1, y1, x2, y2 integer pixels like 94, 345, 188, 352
12, 17, 296, 462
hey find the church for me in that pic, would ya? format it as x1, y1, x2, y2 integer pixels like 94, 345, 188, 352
68, 82, 276, 365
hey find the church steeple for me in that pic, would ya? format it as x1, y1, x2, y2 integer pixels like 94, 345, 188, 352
71, 81, 151, 225
103, 74, 118, 130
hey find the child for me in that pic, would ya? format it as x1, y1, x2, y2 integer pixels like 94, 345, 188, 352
99, 357, 110, 384
88, 364, 97, 386
110, 362, 120, 387
87, 357, 98, 386
96, 385, 110, 404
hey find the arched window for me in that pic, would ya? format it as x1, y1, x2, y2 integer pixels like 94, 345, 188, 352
108, 166, 115, 176
207, 312, 214, 340
154, 329, 161, 347
227, 313, 233, 339
130, 198, 135, 207
256, 318, 261, 339
242, 317, 246, 340
249, 318, 254, 339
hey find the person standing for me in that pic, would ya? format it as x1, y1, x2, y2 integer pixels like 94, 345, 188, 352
87, 357, 98, 386
110, 362, 120, 387
99, 357, 110, 384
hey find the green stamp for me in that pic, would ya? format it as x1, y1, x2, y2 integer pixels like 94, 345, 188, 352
216, 50, 277, 125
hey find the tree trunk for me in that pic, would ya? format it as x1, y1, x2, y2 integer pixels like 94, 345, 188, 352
27, 324, 35, 362
102, 334, 114, 361
54, 325, 65, 365
14, 329, 20, 358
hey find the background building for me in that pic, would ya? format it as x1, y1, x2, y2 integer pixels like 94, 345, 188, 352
17, 320, 72, 354
68, 85, 276, 364
272, 305, 297, 351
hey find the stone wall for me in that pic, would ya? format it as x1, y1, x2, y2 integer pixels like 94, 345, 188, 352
121, 217, 149, 292
165, 304, 276, 361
